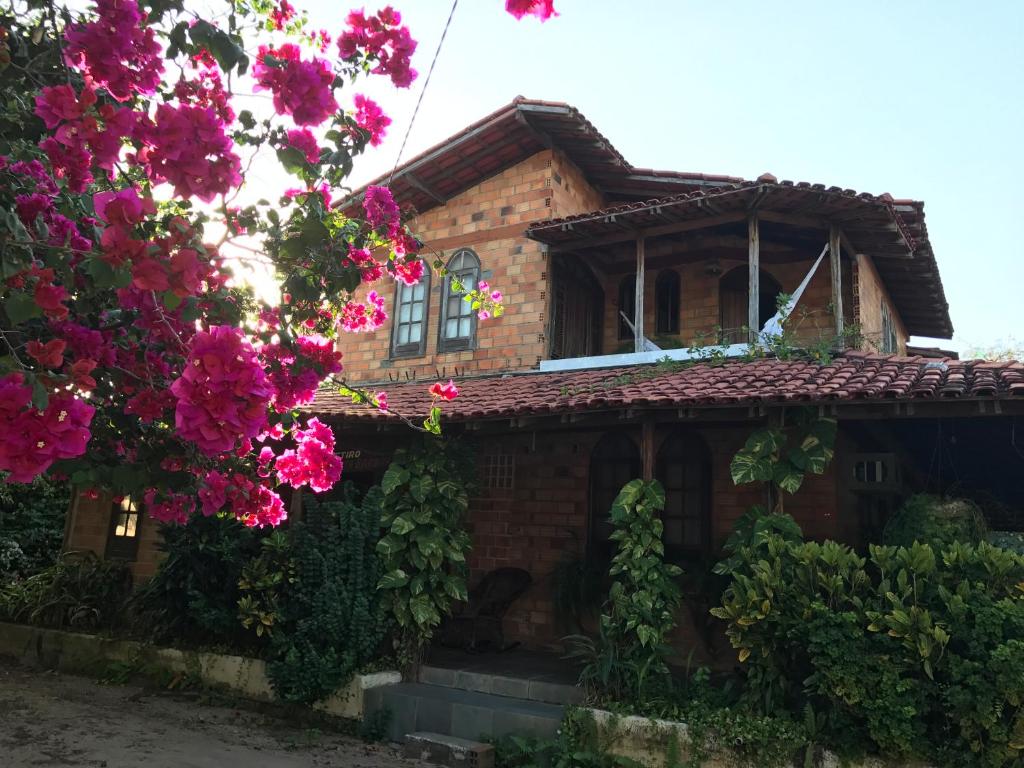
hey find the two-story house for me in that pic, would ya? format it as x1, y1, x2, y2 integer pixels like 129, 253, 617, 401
64, 98, 1024, 657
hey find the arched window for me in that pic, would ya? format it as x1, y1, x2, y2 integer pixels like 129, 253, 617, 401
390, 270, 430, 358
655, 432, 711, 559
655, 270, 680, 335
588, 432, 641, 564
719, 266, 782, 344
439, 249, 480, 352
617, 275, 636, 341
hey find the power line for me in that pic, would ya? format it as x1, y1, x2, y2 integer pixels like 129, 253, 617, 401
388, 0, 460, 186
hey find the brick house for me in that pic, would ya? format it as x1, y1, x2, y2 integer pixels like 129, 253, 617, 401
64, 98, 1024, 657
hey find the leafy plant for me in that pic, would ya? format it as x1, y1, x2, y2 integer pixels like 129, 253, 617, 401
375, 438, 473, 666
550, 554, 606, 633
712, 505, 803, 578
492, 708, 640, 768
0, 551, 132, 630
0, 475, 70, 579
729, 411, 836, 502
883, 494, 987, 550
237, 530, 294, 638
265, 489, 388, 703
568, 479, 681, 703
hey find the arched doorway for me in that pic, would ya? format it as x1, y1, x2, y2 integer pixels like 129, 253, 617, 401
588, 432, 641, 564
655, 431, 712, 561
719, 266, 782, 344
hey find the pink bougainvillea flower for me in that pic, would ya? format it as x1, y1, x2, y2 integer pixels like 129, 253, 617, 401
337, 7, 418, 88
64, 0, 164, 101
93, 187, 155, 227
253, 43, 338, 126
375, 391, 388, 411
490, 290, 503, 302
352, 94, 390, 147
136, 103, 242, 202
392, 255, 424, 287
270, 0, 296, 30
429, 379, 459, 402
34, 282, 69, 320
198, 469, 230, 517
144, 488, 195, 525
505, 0, 558, 21
339, 291, 387, 333
39, 136, 93, 193
26, 339, 66, 369
363, 185, 401, 238
124, 387, 174, 423
34, 84, 91, 130
69, 358, 99, 391
285, 128, 321, 163
275, 417, 342, 493
169, 326, 273, 456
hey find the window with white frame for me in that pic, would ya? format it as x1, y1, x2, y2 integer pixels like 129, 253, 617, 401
438, 249, 480, 352
480, 452, 515, 490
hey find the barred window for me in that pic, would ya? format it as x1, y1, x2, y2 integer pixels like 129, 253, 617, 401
439, 249, 480, 352
480, 453, 515, 490
391, 271, 430, 358
655, 270, 680, 334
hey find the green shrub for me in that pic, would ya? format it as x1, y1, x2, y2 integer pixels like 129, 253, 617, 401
883, 494, 987, 549
712, 534, 1024, 766
0, 551, 132, 630
264, 490, 389, 703
376, 438, 473, 665
0, 476, 71, 579
130, 513, 268, 649
568, 479, 682, 703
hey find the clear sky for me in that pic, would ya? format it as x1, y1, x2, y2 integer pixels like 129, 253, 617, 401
303, 0, 1024, 353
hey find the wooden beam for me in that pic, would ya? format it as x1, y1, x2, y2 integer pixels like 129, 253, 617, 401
748, 213, 760, 341
542, 212, 747, 252
634, 236, 646, 352
641, 419, 656, 481
830, 224, 844, 337
404, 173, 448, 204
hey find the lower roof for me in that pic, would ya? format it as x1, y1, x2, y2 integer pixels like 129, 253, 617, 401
311, 352, 1024, 425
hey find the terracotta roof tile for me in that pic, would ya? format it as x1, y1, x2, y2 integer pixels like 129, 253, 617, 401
310, 352, 1024, 424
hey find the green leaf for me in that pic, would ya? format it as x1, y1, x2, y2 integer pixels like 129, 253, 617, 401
276, 145, 310, 176
730, 452, 774, 486
381, 465, 409, 495
773, 462, 805, 495
390, 514, 416, 536
408, 474, 434, 503
408, 593, 440, 629
378, 569, 409, 590
4, 291, 41, 325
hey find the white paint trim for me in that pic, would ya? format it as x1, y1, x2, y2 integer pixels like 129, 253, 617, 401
539, 344, 751, 373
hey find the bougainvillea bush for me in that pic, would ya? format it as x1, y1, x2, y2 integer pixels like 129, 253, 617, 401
0, 0, 553, 527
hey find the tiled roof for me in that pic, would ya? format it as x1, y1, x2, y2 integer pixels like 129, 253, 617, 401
525, 177, 952, 340
311, 352, 1024, 424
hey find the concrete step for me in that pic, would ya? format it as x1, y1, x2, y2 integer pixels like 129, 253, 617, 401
403, 732, 495, 768
365, 682, 564, 744
418, 664, 584, 706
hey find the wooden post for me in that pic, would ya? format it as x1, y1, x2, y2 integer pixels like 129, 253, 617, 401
829, 224, 844, 338
641, 420, 656, 481
634, 236, 646, 352
747, 213, 760, 341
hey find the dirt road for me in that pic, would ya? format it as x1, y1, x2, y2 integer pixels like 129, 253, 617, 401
0, 661, 430, 767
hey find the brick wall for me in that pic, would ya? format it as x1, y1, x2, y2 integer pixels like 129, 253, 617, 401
852, 253, 909, 354
339, 152, 559, 384
64, 492, 164, 583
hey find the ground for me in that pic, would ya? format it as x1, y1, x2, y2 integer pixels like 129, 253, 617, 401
0, 660, 430, 767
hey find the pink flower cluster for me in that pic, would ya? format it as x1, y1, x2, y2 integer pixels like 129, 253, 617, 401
352, 94, 391, 146
345, 246, 385, 283
173, 66, 235, 124
253, 43, 338, 126
270, 0, 296, 30
262, 335, 343, 412
198, 470, 287, 527
137, 104, 242, 202
170, 326, 273, 456
392, 255, 425, 286
274, 418, 343, 493
337, 7, 418, 88
286, 128, 321, 163
340, 291, 387, 332
506, 0, 558, 21
0, 374, 95, 483
363, 185, 401, 238
144, 488, 195, 525
64, 0, 164, 101
429, 379, 459, 402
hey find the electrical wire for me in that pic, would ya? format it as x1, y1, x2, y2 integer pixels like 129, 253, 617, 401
387, 0, 460, 185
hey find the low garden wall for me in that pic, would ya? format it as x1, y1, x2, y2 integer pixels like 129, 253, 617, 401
0, 621, 399, 720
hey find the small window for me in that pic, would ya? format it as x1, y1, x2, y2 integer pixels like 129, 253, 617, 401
105, 495, 141, 561
655, 432, 711, 558
391, 271, 430, 358
480, 453, 515, 490
617, 275, 636, 341
588, 433, 641, 565
880, 302, 898, 354
438, 249, 480, 352
655, 270, 680, 335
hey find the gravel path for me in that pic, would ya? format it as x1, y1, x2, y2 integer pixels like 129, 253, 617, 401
0, 660, 430, 767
